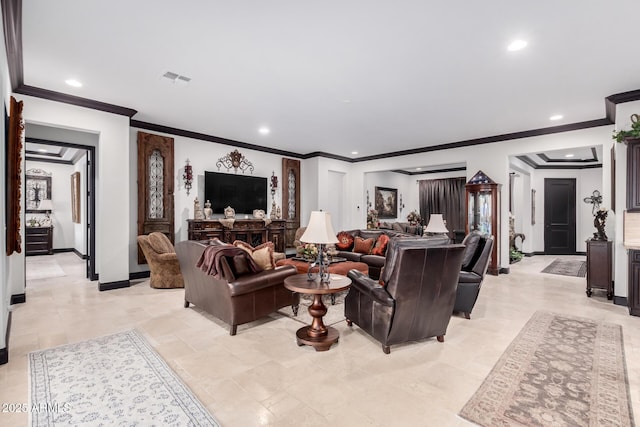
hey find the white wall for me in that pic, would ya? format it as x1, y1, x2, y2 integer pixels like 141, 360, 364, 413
17, 95, 131, 285
73, 153, 88, 256
25, 161, 75, 250
364, 171, 413, 223
530, 168, 602, 253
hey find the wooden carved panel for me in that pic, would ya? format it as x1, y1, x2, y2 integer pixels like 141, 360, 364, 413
282, 158, 301, 248
137, 131, 175, 263
6, 96, 23, 255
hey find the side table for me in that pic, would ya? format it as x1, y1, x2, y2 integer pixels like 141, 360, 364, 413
586, 239, 613, 299
284, 274, 351, 352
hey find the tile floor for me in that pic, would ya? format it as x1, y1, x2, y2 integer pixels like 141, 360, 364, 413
1, 252, 639, 426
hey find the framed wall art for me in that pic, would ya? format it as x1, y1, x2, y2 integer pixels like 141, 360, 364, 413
71, 171, 81, 223
25, 168, 52, 213
375, 186, 398, 219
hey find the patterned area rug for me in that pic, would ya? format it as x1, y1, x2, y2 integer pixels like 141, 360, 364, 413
541, 258, 587, 278
29, 330, 219, 426
26, 257, 66, 281
459, 311, 634, 426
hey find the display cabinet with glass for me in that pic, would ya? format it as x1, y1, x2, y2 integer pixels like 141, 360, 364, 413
465, 170, 501, 275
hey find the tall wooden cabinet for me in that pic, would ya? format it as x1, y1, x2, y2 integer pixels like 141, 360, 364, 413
627, 138, 640, 316
586, 240, 613, 299
465, 171, 501, 275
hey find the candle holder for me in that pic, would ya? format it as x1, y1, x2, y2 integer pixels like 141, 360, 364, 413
183, 159, 193, 195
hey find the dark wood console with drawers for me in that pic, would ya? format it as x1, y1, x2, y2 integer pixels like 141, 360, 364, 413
187, 219, 286, 252
25, 226, 53, 256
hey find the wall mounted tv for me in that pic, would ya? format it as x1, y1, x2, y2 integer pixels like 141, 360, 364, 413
204, 171, 267, 215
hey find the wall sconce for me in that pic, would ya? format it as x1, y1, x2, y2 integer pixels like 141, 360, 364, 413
183, 159, 193, 195
270, 171, 278, 197
399, 193, 405, 213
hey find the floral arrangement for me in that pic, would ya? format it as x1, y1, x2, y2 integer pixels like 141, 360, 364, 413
612, 114, 640, 142
299, 243, 319, 260
407, 210, 421, 224
27, 217, 41, 227
367, 209, 379, 229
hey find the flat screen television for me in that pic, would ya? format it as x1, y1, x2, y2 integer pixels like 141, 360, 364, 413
204, 171, 267, 215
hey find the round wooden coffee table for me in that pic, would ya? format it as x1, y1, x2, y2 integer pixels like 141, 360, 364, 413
284, 274, 351, 352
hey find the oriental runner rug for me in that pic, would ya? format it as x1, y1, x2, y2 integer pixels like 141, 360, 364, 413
459, 311, 634, 426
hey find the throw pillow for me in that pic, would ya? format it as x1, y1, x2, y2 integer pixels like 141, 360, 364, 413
336, 231, 354, 251
371, 234, 390, 256
233, 240, 275, 270
353, 236, 375, 254
392, 222, 404, 232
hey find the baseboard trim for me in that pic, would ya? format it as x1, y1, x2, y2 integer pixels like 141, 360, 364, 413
73, 248, 88, 260
531, 251, 586, 256
10, 293, 25, 304
129, 271, 150, 280
0, 311, 12, 365
523, 252, 534, 257
99, 280, 130, 291
499, 266, 510, 274
52, 248, 74, 253
613, 296, 628, 307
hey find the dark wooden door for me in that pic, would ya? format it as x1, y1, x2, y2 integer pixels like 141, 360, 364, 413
544, 178, 576, 254
137, 131, 175, 263
282, 158, 301, 248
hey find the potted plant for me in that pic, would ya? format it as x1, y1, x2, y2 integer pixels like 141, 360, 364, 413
612, 113, 640, 143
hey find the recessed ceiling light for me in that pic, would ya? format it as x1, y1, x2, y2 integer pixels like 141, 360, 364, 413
65, 79, 82, 87
550, 115, 563, 121
258, 127, 270, 135
416, 167, 422, 171
351, 151, 358, 155
565, 154, 574, 158
507, 40, 528, 52
37, 148, 47, 153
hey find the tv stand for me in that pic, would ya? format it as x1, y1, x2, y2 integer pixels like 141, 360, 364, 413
187, 219, 286, 252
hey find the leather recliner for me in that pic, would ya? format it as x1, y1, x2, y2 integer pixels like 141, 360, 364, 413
176, 239, 299, 335
453, 231, 494, 319
344, 238, 465, 354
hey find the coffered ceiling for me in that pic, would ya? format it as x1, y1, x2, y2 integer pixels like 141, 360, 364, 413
12, 1, 640, 160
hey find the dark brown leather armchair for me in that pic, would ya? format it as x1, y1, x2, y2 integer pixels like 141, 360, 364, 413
176, 239, 299, 335
453, 231, 494, 319
344, 239, 465, 354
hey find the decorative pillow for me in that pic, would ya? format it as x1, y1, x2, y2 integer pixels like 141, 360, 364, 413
231, 254, 250, 277
392, 222, 404, 232
336, 231, 355, 251
353, 236, 375, 254
233, 240, 275, 270
371, 234, 390, 256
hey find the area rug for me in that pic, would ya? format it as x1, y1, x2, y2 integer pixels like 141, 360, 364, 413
26, 257, 66, 281
541, 258, 587, 278
29, 330, 219, 426
459, 311, 634, 427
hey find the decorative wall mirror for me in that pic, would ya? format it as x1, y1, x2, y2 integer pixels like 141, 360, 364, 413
25, 168, 52, 213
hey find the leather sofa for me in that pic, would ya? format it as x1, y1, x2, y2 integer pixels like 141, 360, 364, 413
176, 239, 299, 335
345, 238, 465, 354
336, 229, 449, 279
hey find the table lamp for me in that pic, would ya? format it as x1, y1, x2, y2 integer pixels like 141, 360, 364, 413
38, 199, 54, 224
425, 214, 449, 237
299, 211, 339, 283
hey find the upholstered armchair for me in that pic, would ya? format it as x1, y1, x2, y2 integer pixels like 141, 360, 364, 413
453, 231, 494, 319
345, 239, 465, 354
137, 232, 184, 289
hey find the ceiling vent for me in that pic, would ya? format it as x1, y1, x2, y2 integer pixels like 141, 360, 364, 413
162, 71, 191, 84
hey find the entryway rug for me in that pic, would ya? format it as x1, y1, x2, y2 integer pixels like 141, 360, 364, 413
459, 311, 634, 426
541, 258, 587, 278
26, 257, 66, 281
29, 330, 219, 426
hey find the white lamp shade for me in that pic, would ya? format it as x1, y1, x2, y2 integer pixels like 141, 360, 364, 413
300, 211, 339, 244
38, 199, 54, 212
425, 214, 448, 233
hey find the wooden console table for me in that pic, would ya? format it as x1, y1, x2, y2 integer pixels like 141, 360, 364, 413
25, 226, 53, 256
187, 219, 286, 252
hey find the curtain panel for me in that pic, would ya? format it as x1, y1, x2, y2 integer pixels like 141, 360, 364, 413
418, 177, 465, 237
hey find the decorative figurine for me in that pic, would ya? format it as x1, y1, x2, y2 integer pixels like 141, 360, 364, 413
203, 200, 213, 219
592, 208, 608, 241
194, 197, 204, 220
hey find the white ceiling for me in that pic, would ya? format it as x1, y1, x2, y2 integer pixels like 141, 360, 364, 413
19, 1, 640, 159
